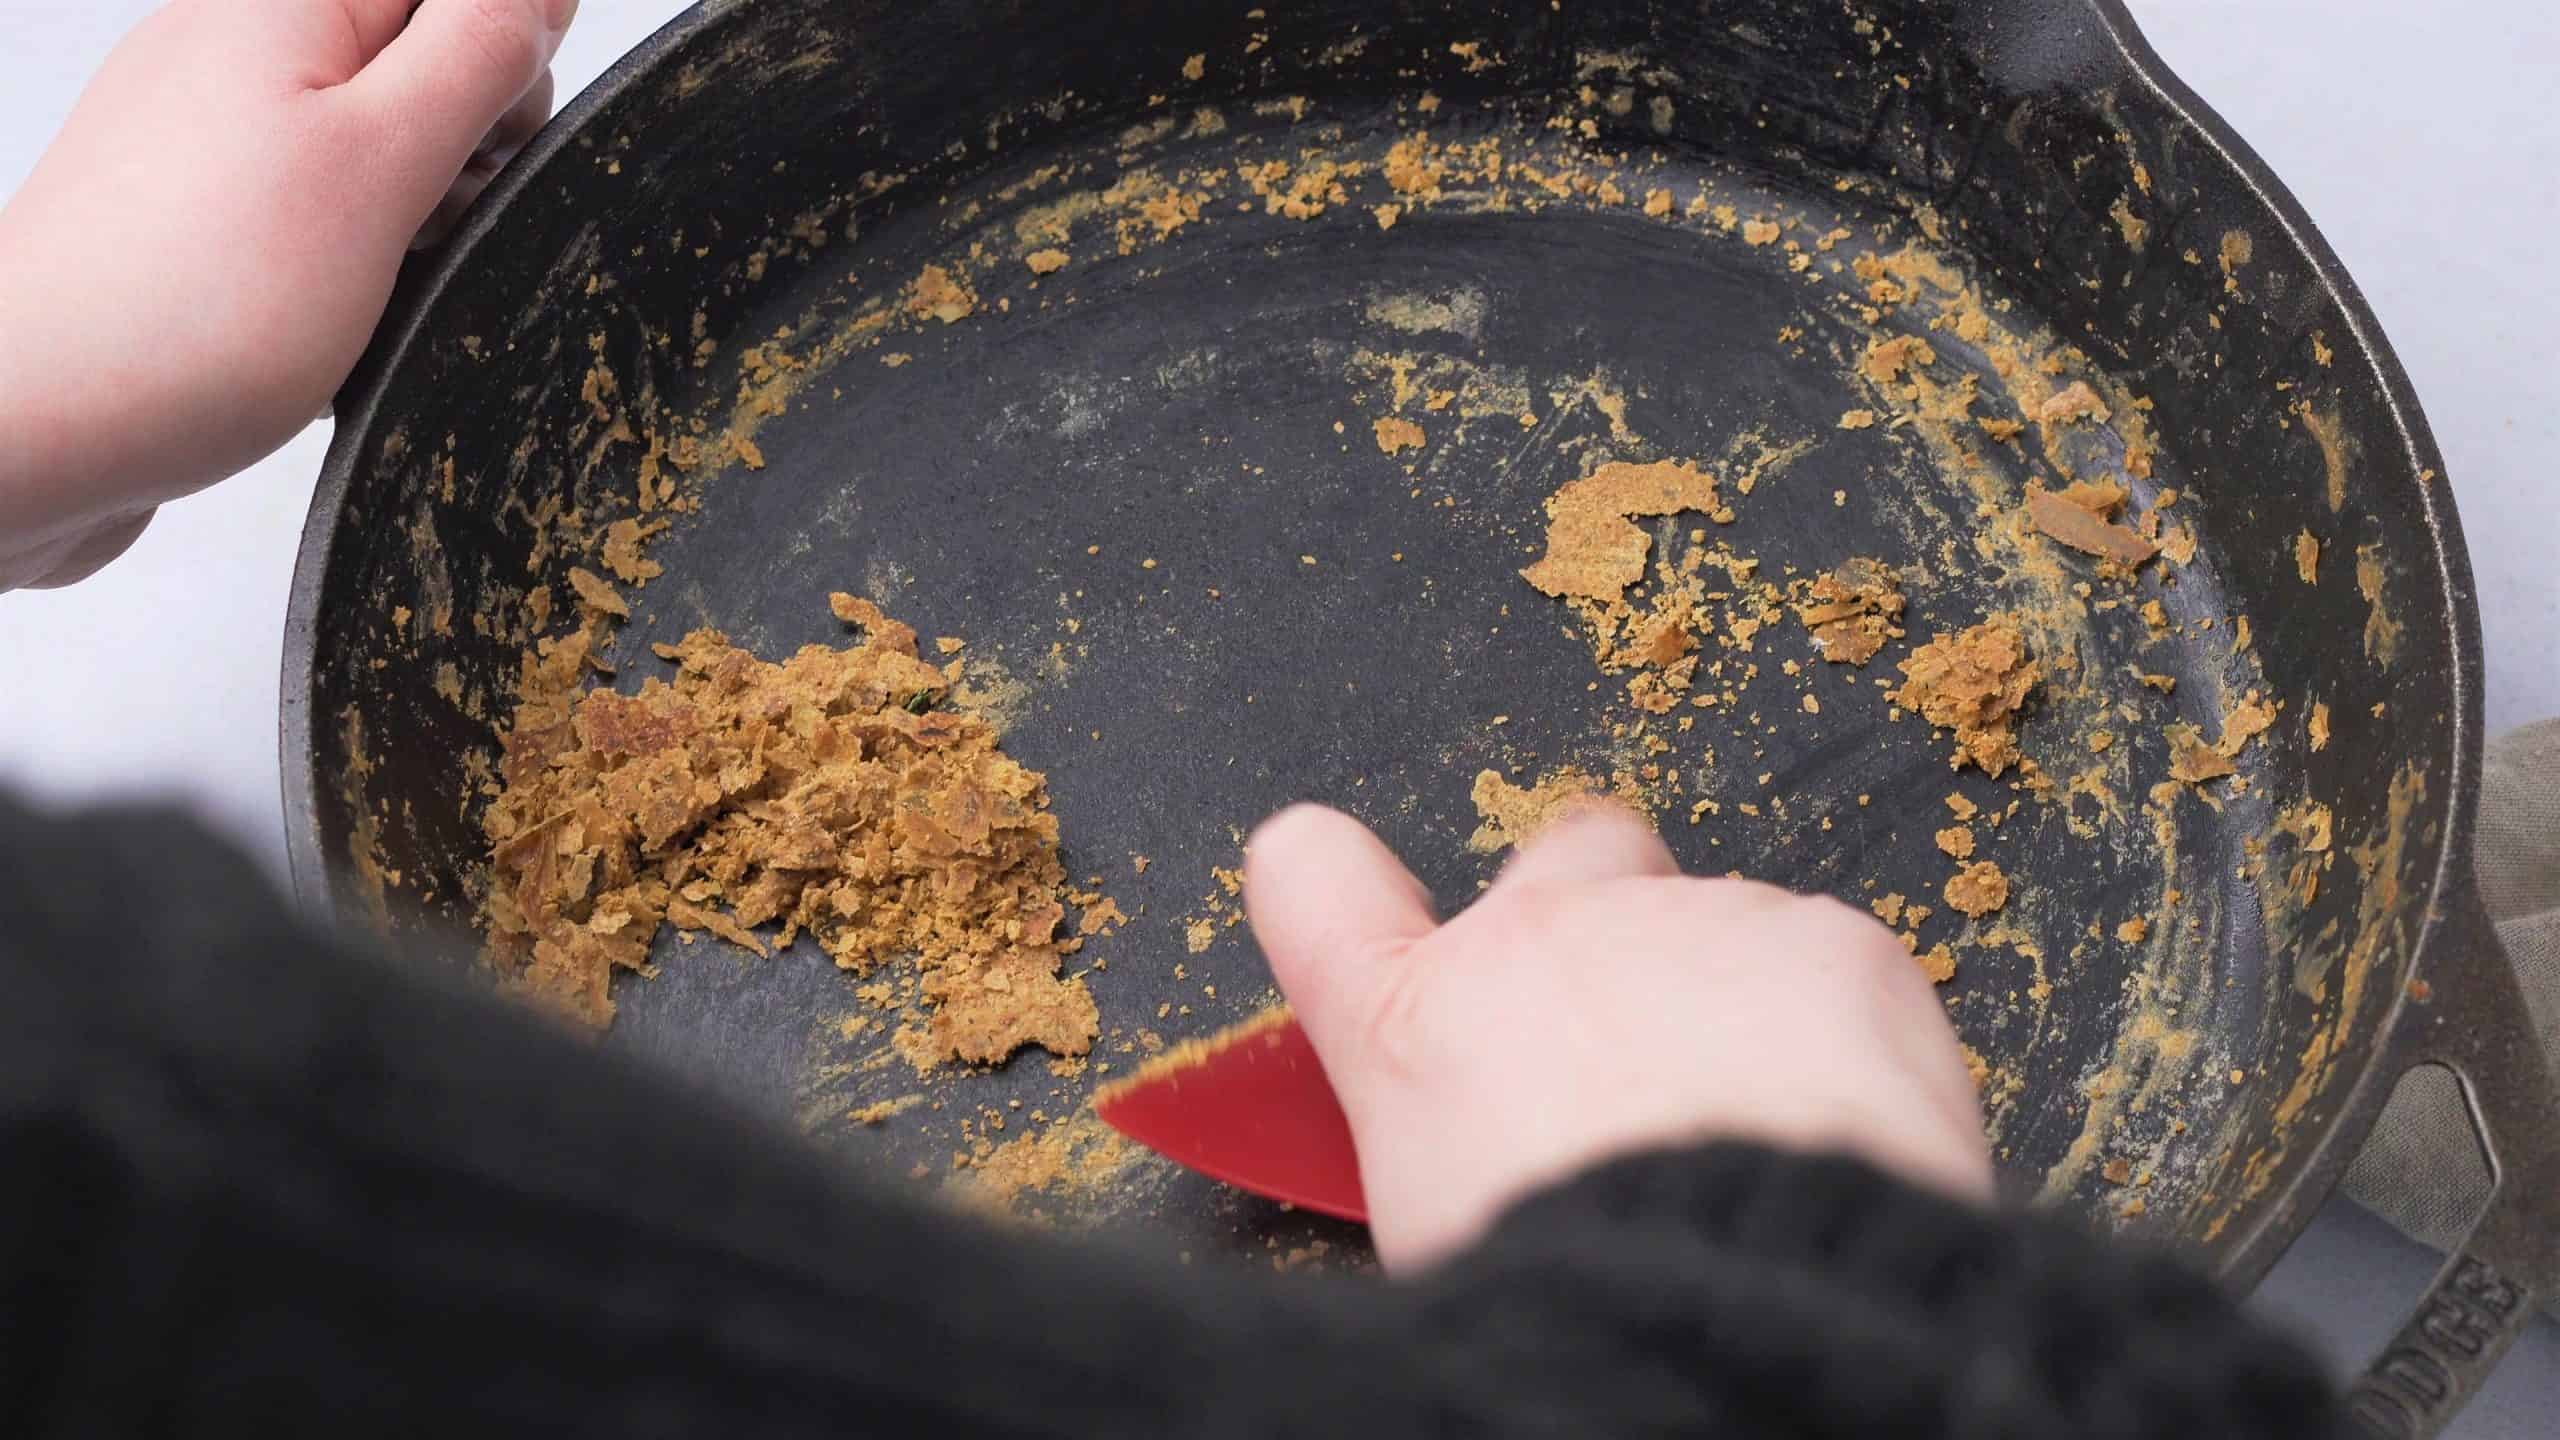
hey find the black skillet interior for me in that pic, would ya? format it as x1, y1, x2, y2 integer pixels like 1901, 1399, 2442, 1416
289, 0, 2466, 1271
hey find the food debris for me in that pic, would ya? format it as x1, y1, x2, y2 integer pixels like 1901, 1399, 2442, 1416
1918, 944, 1957, 985
480, 597, 1100, 1073
1794, 558, 1906, 665
1896, 623, 2040, 776
1934, 826, 1977, 859
2294, 530, 2320, 585
1741, 218, 1780, 245
906, 264, 979, 324
2025, 482, 2157, 567
1945, 860, 2011, 918
1373, 416, 1426, 454
1519, 459, 1723, 602
2309, 702, 2332, 753
1838, 408, 1878, 430
2165, 723, 2236, 784
2116, 917, 2150, 944
1026, 248, 1071, 275
1468, 768, 1635, 853
2036, 380, 2111, 426
566, 566, 629, 619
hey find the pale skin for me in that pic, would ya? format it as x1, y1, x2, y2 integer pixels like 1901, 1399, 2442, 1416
0, 0, 1993, 1270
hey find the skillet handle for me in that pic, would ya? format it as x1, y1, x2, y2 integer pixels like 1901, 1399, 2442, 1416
2345, 893, 2560, 1439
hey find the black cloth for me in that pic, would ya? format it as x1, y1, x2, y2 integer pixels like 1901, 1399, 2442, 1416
0, 795, 2342, 1437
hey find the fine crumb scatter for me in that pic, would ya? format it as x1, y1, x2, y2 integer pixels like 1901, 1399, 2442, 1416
1945, 860, 2011, 918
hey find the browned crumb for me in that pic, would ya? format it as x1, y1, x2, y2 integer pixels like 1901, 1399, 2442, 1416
1934, 826, 1977, 859
2036, 380, 2111, 426
2309, 702, 2332, 753
1183, 918, 1217, 954
2217, 693, 2278, 756
1519, 459, 1722, 602
479, 596, 1099, 1072
1944, 792, 1979, 821
2165, 722, 2236, 784
1643, 187, 1674, 218
2101, 1157, 2134, 1186
566, 566, 630, 619
1741, 218, 1781, 245
1794, 557, 1906, 665
1896, 623, 2040, 776
1945, 860, 2010, 918
1382, 134, 1446, 197
1918, 943, 1957, 985
1373, 416, 1426, 455
906, 264, 979, 324
600, 519, 667, 585
1871, 892, 1908, 925
848, 1094, 925, 1127
2294, 530, 2320, 585
1026, 248, 1071, 275
1838, 408, 1878, 430
2025, 482, 2157, 566
2116, 916, 2150, 944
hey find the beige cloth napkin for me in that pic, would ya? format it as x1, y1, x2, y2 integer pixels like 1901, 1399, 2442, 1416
2340, 720, 2560, 1255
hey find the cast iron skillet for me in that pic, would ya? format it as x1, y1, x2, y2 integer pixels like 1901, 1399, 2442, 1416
282, 0, 2560, 1431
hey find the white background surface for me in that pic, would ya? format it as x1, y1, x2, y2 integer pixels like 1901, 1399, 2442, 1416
1, 2, 2554, 1425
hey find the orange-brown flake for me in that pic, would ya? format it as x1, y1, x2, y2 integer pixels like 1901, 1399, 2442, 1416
1794, 558, 1906, 665
2025, 482, 2157, 566
1945, 860, 2010, 918
2165, 723, 2236, 784
1519, 459, 1723, 603
1934, 826, 1977, 859
907, 264, 979, 324
1373, 416, 1426, 455
2036, 380, 2111, 426
1895, 623, 2039, 776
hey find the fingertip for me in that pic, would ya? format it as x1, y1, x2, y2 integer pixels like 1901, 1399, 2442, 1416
1243, 804, 1435, 1036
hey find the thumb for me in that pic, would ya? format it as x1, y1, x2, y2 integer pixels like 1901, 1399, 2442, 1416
1244, 806, 1437, 1060
338, 0, 574, 212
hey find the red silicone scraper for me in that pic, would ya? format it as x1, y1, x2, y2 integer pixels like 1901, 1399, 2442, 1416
1092, 1006, 1369, 1222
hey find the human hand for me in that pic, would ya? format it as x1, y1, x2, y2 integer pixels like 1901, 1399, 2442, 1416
0, 0, 575, 591
1246, 802, 1993, 1272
